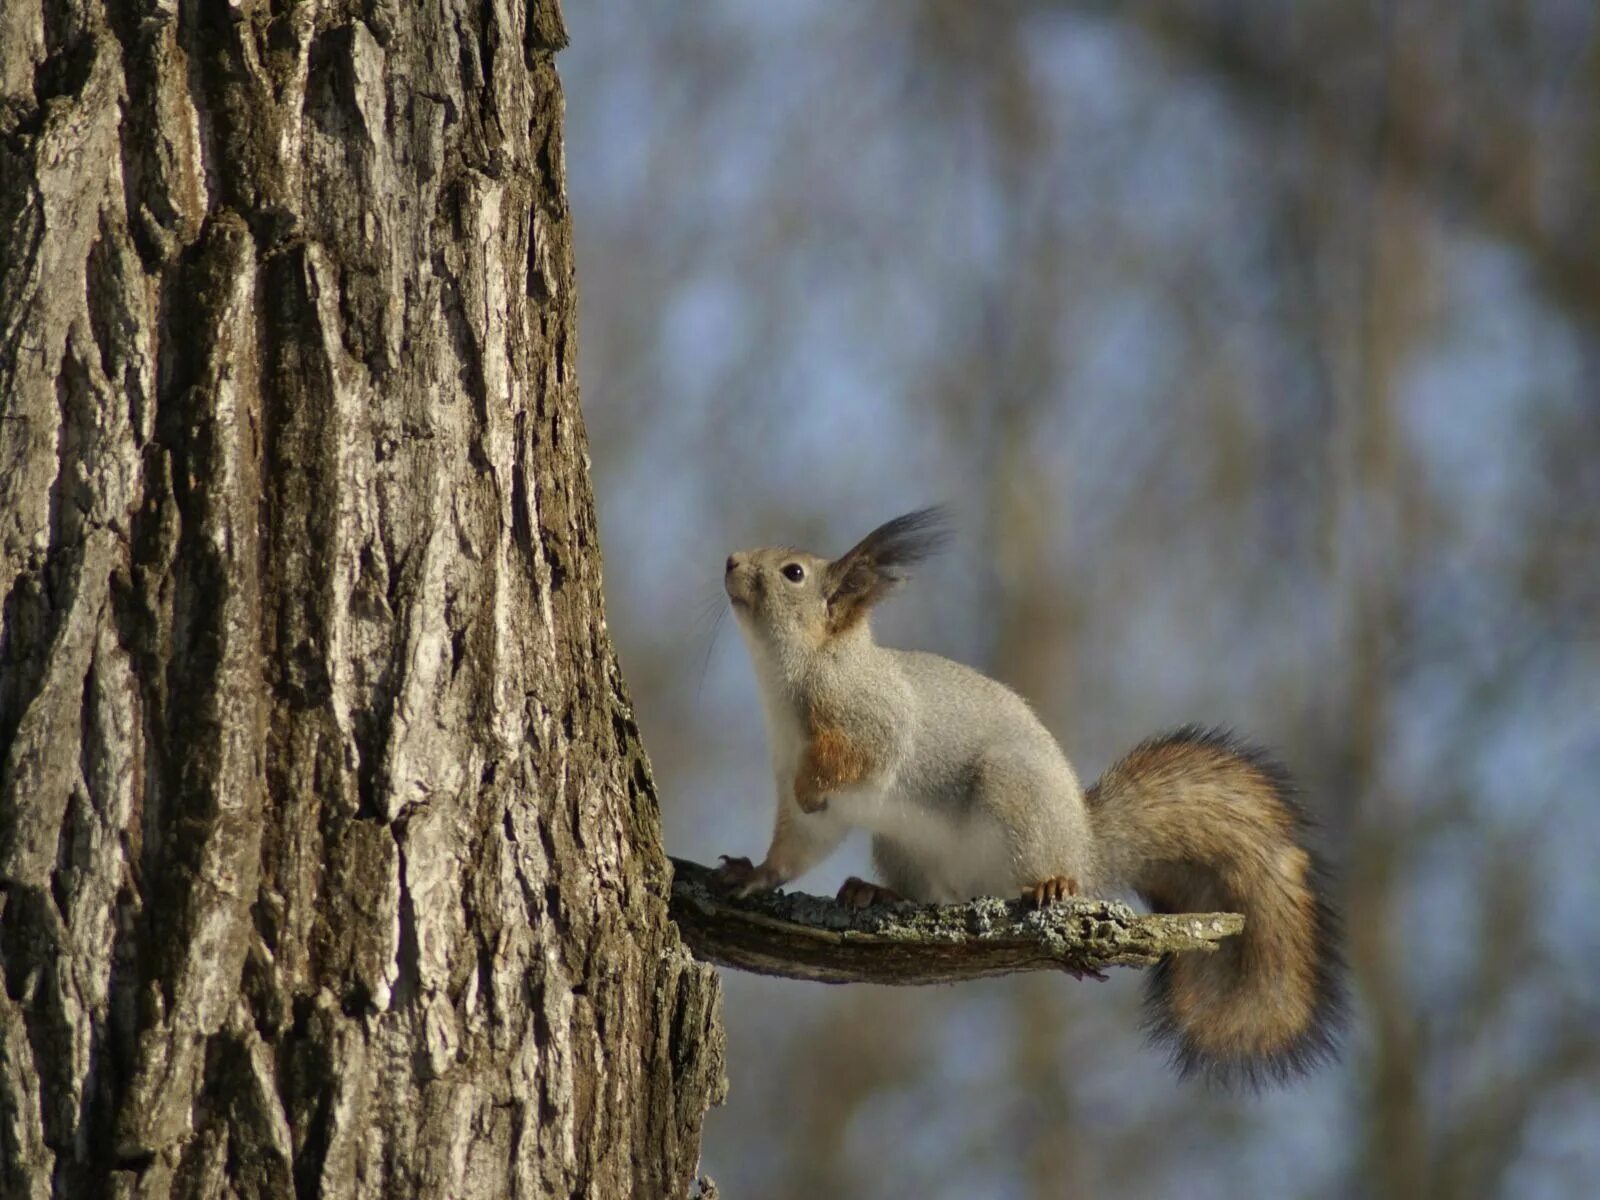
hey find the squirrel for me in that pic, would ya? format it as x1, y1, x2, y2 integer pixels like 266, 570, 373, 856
714, 507, 1344, 1085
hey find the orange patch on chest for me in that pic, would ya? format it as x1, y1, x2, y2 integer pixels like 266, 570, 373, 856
794, 719, 874, 813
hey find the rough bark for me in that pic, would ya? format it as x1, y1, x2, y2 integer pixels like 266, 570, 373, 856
670, 859, 1243, 986
0, 2, 724, 1198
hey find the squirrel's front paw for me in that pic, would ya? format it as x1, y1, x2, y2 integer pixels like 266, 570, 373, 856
714, 855, 782, 898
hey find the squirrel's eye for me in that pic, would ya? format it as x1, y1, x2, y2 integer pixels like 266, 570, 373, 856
780, 562, 805, 584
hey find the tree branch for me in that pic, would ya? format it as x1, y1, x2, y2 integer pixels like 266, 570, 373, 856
668, 858, 1243, 985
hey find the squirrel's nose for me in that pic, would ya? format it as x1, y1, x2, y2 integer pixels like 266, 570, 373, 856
725, 554, 738, 575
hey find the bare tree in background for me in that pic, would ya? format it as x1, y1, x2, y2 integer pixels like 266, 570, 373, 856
565, 3, 1600, 1197
0, 3, 723, 1197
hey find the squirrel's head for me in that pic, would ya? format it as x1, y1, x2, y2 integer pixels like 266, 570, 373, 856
724, 508, 949, 657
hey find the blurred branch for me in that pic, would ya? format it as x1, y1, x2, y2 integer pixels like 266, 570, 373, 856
669, 858, 1242, 985
1441, 1028, 1600, 1200
1119, 3, 1600, 327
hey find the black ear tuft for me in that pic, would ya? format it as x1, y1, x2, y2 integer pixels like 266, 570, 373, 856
854, 507, 951, 573
823, 507, 950, 631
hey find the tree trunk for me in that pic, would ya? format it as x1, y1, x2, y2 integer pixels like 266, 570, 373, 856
0, 2, 724, 1197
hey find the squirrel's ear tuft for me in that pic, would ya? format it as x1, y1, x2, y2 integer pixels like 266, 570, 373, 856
823, 507, 950, 633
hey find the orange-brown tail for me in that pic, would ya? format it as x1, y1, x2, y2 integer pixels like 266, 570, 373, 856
1087, 726, 1345, 1086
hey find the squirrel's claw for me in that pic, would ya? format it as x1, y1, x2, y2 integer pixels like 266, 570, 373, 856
1022, 875, 1080, 907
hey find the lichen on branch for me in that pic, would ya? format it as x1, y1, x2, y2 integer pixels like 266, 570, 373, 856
668, 858, 1243, 986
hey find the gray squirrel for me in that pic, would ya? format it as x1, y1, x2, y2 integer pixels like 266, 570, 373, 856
714, 508, 1344, 1085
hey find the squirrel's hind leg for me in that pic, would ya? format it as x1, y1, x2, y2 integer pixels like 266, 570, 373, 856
968, 748, 1101, 900
836, 876, 907, 908
869, 834, 939, 904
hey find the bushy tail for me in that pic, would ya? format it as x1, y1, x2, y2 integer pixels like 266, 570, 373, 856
1086, 726, 1344, 1086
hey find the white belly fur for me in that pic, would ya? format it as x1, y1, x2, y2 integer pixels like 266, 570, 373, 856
832, 778, 1013, 902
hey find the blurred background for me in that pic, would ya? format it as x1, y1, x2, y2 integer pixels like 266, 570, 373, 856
560, 3, 1600, 1197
